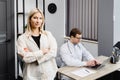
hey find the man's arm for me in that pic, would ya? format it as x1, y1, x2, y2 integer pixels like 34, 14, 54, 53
60, 44, 87, 67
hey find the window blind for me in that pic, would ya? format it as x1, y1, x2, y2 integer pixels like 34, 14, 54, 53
67, 0, 98, 41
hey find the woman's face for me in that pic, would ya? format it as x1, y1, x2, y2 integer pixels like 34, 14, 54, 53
30, 12, 43, 29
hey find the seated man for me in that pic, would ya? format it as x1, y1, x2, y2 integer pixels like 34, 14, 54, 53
59, 28, 99, 80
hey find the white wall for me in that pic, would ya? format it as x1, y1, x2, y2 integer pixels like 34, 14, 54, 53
113, 0, 120, 45
45, 0, 66, 49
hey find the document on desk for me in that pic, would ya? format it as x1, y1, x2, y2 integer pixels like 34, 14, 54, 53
71, 68, 96, 77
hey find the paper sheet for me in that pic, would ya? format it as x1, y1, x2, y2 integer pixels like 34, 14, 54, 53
71, 68, 96, 77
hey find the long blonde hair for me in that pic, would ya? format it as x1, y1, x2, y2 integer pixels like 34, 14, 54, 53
26, 8, 45, 34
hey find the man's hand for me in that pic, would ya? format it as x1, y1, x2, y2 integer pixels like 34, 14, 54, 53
87, 60, 96, 66
87, 60, 100, 67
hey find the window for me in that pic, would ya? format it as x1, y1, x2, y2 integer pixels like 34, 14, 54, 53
67, 0, 98, 41
16, 0, 44, 35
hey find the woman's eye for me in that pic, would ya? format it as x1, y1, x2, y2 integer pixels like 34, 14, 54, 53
33, 17, 37, 19
39, 17, 42, 19
33, 17, 42, 20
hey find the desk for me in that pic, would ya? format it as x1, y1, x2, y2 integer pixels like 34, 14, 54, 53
58, 56, 120, 80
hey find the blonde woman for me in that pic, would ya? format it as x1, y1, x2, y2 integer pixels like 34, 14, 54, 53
17, 8, 58, 80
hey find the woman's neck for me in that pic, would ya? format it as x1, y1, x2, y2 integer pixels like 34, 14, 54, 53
32, 28, 40, 36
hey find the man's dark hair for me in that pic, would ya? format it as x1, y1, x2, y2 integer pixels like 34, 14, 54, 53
69, 28, 81, 37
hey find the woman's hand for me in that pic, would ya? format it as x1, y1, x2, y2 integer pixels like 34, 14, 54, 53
42, 48, 50, 55
24, 48, 29, 52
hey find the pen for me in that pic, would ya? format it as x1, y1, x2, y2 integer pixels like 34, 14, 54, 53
85, 69, 90, 73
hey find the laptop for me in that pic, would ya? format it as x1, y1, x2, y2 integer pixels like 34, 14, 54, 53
87, 57, 110, 70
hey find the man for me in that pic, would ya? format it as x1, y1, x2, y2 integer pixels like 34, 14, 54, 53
59, 28, 99, 80
60, 28, 99, 67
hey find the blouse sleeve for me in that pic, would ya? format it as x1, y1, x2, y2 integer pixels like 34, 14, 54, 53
17, 35, 44, 64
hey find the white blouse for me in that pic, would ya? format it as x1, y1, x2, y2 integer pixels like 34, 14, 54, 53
17, 31, 58, 80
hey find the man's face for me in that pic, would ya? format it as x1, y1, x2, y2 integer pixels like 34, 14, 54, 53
73, 34, 82, 44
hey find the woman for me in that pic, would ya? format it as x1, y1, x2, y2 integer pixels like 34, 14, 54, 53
17, 8, 58, 80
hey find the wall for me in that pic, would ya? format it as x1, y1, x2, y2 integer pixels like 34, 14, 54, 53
45, 0, 66, 48
114, 0, 120, 44
98, 0, 113, 56
82, 0, 120, 58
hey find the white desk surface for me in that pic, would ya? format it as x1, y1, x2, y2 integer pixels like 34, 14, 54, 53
58, 56, 120, 80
